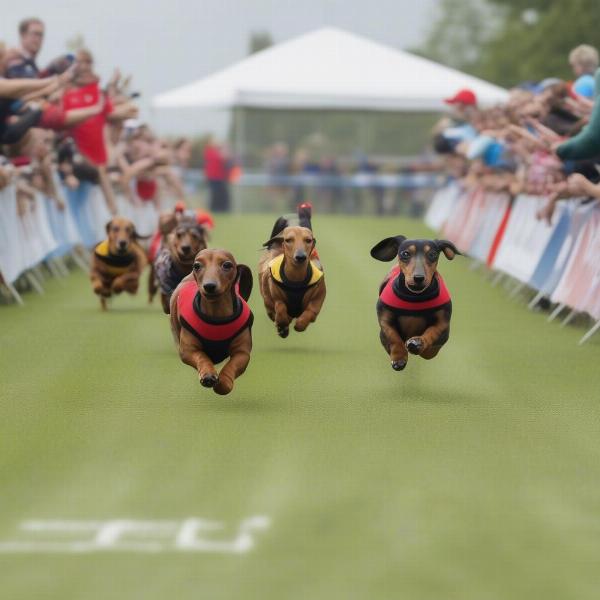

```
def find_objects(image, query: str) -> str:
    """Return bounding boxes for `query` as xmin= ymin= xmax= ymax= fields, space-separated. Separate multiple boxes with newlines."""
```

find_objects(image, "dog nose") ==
xmin=413 ymin=274 xmax=425 ymax=285
xmin=294 ymin=252 xmax=307 ymax=262
xmin=181 ymin=245 xmax=191 ymax=255
xmin=203 ymin=282 xmax=217 ymax=294
xmin=118 ymin=240 xmax=127 ymax=250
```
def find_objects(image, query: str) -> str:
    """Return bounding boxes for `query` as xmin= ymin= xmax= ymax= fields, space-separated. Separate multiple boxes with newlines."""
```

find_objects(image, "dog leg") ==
xmin=112 ymin=273 xmax=139 ymax=295
xmin=294 ymin=294 xmax=325 ymax=332
xmin=214 ymin=331 xmax=252 ymax=395
xmin=406 ymin=316 xmax=450 ymax=357
xmin=379 ymin=313 xmax=408 ymax=371
xmin=178 ymin=331 xmax=219 ymax=388
xmin=274 ymin=300 xmax=292 ymax=338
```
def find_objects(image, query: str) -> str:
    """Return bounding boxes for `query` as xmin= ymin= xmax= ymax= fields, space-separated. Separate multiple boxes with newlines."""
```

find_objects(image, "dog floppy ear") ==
xmin=262 ymin=235 xmax=284 ymax=249
xmin=370 ymin=235 xmax=406 ymax=261
xmin=435 ymin=239 xmax=461 ymax=260
xmin=105 ymin=219 xmax=114 ymax=234
xmin=236 ymin=264 xmax=253 ymax=301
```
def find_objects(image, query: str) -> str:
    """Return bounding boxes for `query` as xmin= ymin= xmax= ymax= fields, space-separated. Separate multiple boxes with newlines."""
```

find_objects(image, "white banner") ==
xmin=492 ymin=195 xmax=558 ymax=282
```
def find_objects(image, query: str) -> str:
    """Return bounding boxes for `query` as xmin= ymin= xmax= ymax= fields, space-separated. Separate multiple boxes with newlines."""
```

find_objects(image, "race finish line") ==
xmin=0 ymin=517 xmax=271 ymax=554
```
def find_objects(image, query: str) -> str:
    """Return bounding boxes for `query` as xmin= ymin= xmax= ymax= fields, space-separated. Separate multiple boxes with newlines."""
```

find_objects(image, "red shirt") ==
xmin=62 ymin=81 xmax=113 ymax=166
xmin=203 ymin=144 xmax=228 ymax=181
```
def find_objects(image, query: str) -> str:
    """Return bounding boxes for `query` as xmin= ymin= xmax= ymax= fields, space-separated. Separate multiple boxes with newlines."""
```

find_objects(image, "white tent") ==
xmin=152 ymin=27 xmax=508 ymax=112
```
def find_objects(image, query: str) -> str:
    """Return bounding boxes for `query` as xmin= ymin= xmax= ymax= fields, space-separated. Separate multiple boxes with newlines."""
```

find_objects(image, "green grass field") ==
xmin=1 ymin=214 xmax=600 ymax=600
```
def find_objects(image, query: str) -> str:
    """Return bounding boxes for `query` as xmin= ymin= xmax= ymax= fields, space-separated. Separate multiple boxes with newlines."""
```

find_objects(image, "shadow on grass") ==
xmin=195 ymin=395 xmax=284 ymax=414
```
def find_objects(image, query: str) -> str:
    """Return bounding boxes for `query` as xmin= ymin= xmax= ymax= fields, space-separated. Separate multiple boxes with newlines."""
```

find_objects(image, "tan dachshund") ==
xmin=90 ymin=217 xmax=147 ymax=310
xmin=258 ymin=205 xmax=326 ymax=338
xmin=170 ymin=249 xmax=253 ymax=395
xmin=152 ymin=221 xmax=208 ymax=314
xmin=370 ymin=236 xmax=460 ymax=371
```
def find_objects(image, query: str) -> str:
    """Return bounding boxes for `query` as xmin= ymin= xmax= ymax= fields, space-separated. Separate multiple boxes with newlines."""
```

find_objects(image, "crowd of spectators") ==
xmin=0 ymin=17 xmax=194 ymax=250
xmin=433 ymin=43 xmax=600 ymax=224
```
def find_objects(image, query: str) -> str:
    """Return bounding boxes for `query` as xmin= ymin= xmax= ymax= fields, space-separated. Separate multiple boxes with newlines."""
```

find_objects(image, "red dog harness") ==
xmin=379 ymin=266 xmax=451 ymax=312
xmin=177 ymin=280 xmax=253 ymax=364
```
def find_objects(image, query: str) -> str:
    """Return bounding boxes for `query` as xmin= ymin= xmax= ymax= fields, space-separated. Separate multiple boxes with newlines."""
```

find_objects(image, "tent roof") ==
xmin=152 ymin=27 xmax=508 ymax=112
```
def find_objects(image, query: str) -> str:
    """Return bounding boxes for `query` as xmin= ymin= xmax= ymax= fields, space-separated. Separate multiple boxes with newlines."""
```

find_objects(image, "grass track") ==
xmin=1 ymin=214 xmax=600 ymax=600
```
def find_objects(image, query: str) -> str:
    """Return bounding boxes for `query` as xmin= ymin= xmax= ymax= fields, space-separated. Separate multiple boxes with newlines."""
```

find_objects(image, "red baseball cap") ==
xmin=444 ymin=89 xmax=477 ymax=106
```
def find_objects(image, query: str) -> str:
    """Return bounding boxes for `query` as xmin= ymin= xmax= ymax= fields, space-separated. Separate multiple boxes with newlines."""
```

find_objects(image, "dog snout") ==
xmin=203 ymin=282 xmax=217 ymax=294
xmin=181 ymin=244 xmax=191 ymax=255
xmin=294 ymin=251 xmax=307 ymax=263
xmin=118 ymin=240 xmax=128 ymax=251
xmin=413 ymin=274 xmax=426 ymax=285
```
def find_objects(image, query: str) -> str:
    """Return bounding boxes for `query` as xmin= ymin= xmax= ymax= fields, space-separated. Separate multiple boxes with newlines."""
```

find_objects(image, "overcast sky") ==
xmin=0 ymin=0 xmax=438 ymax=134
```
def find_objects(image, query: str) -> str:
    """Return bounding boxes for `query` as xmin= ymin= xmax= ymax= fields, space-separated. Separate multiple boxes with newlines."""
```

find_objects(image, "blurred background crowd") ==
xmin=432 ymin=43 xmax=600 ymax=224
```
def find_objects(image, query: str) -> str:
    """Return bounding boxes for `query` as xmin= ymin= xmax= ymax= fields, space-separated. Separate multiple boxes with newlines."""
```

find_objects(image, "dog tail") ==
xmin=268 ymin=216 xmax=289 ymax=243
xmin=265 ymin=202 xmax=313 ymax=249
xmin=297 ymin=202 xmax=312 ymax=231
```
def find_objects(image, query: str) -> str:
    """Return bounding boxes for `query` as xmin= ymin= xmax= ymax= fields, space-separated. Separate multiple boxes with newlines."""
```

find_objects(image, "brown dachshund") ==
xmin=170 ymin=249 xmax=253 ymax=395
xmin=152 ymin=221 xmax=208 ymax=314
xmin=370 ymin=236 xmax=460 ymax=371
xmin=90 ymin=217 xmax=147 ymax=310
xmin=258 ymin=205 xmax=326 ymax=338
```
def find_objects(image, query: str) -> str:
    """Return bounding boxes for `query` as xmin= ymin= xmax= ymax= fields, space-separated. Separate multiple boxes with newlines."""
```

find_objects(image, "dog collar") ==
xmin=379 ymin=266 xmax=451 ymax=311
xmin=269 ymin=254 xmax=323 ymax=289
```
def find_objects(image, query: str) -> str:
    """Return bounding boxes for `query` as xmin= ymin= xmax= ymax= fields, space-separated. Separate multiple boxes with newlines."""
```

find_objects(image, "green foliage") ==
xmin=414 ymin=0 xmax=504 ymax=71
xmin=480 ymin=0 xmax=600 ymax=86
xmin=415 ymin=0 xmax=600 ymax=87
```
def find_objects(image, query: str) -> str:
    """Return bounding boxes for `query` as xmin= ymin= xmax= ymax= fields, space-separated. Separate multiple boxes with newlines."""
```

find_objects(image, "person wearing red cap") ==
xmin=444 ymin=88 xmax=478 ymax=122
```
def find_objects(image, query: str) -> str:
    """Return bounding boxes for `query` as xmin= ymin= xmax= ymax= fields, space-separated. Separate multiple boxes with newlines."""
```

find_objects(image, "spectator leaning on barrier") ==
xmin=569 ymin=44 xmax=598 ymax=100
xmin=5 ymin=17 xmax=45 ymax=79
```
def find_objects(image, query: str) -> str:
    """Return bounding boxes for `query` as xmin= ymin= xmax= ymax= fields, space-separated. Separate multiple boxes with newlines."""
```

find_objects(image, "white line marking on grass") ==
xmin=0 ymin=516 xmax=271 ymax=554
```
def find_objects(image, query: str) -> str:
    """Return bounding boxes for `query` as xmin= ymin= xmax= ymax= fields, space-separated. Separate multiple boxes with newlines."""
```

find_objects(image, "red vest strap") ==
xmin=177 ymin=280 xmax=251 ymax=341
xmin=380 ymin=269 xmax=451 ymax=311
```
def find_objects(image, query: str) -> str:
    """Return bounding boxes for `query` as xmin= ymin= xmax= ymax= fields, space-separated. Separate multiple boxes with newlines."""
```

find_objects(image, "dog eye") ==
xmin=284 ymin=238 xmax=293 ymax=244
xmin=192 ymin=262 xmax=202 ymax=271
xmin=222 ymin=261 xmax=233 ymax=270
xmin=427 ymin=251 xmax=439 ymax=261
xmin=305 ymin=238 xmax=313 ymax=244
xmin=400 ymin=251 xmax=412 ymax=261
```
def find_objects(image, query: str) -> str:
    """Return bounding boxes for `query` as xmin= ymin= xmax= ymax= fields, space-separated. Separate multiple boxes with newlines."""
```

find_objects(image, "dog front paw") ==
xmin=199 ymin=373 xmax=218 ymax=388
xmin=391 ymin=359 xmax=407 ymax=371
xmin=406 ymin=337 xmax=424 ymax=355
xmin=277 ymin=325 xmax=289 ymax=338
xmin=214 ymin=377 xmax=233 ymax=395
xmin=293 ymin=320 xmax=308 ymax=332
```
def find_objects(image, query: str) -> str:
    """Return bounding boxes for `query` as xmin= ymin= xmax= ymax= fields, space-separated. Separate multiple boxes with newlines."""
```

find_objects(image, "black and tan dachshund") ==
xmin=370 ymin=236 xmax=460 ymax=371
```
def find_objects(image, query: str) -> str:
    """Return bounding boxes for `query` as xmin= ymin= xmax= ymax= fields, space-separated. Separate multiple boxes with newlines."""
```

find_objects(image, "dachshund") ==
xmin=90 ymin=217 xmax=147 ymax=310
xmin=170 ymin=248 xmax=253 ymax=395
xmin=152 ymin=220 xmax=208 ymax=314
xmin=258 ymin=204 xmax=326 ymax=338
xmin=370 ymin=236 xmax=460 ymax=371
xmin=147 ymin=211 xmax=179 ymax=305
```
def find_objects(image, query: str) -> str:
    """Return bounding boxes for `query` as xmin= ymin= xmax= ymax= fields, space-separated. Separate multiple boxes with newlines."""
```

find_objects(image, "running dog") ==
xmin=170 ymin=249 xmax=253 ymax=395
xmin=370 ymin=236 xmax=460 ymax=370
xmin=258 ymin=204 xmax=326 ymax=338
xmin=90 ymin=217 xmax=147 ymax=310
xmin=152 ymin=221 xmax=208 ymax=313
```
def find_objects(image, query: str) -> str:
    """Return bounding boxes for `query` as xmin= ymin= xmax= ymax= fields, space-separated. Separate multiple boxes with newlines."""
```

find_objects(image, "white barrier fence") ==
xmin=0 ymin=181 xmax=165 ymax=305
xmin=425 ymin=181 xmax=600 ymax=345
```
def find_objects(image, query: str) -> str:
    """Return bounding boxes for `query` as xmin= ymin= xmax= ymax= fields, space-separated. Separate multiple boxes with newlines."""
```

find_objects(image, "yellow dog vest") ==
xmin=94 ymin=240 xmax=136 ymax=276
xmin=268 ymin=254 xmax=323 ymax=318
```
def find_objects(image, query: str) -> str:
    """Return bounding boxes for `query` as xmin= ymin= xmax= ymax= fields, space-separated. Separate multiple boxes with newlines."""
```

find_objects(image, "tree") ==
xmin=413 ymin=0 xmax=504 ymax=73
xmin=480 ymin=0 xmax=600 ymax=86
